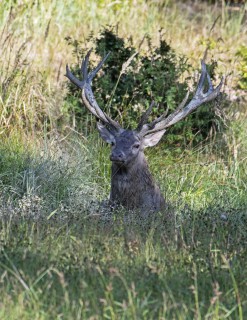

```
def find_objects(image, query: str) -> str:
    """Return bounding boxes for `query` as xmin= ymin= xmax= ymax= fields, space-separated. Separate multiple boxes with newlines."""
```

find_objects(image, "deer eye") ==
xmin=133 ymin=144 xmax=140 ymax=150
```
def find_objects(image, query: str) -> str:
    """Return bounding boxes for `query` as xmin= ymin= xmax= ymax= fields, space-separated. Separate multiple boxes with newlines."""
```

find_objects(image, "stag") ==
xmin=65 ymin=49 xmax=223 ymax=215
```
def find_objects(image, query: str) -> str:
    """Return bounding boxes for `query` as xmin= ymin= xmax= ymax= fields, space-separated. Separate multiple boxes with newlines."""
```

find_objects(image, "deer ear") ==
xmin=142 ymin=129 xmax=166 ymax=148
xmin=97 ymin=122 xmax=115 ymax=144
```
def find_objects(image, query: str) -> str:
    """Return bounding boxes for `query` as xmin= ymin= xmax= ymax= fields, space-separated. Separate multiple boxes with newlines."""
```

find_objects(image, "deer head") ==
xmin=65 ymin=49 xmax=223 ymax=156
xmin=65 ymin=49 xmax=223 ymax=212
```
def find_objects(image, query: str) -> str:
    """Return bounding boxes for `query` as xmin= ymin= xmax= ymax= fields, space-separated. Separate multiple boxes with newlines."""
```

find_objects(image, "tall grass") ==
xmin=0 ymin=126 xmax=246 ymax=318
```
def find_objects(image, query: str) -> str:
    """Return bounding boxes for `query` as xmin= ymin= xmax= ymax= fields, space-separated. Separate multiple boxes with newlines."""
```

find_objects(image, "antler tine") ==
xmin=66 ymin=50 xmax=122 ymax=132
xmin=81 ymin=48 xmax=93 ymax=80
xmin=136 ymin=101 xmax=155 ymax=131
xmin=65 ymin=64 xmax=84 ymax=89
xmin=139 ymin=61 xmax=223 ymax=136
xmin=88 ymin=52 xmax=111 ymax=82
xmin=206 ymin=70 xmax=214 ymax=93
xmin=195 ymin=60 xmax=207 ymax=97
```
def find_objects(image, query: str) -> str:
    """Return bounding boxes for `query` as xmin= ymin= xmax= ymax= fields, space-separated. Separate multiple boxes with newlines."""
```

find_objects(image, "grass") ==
xmin=0 ymin=199 xmax=246 ymax=319
xmin=0 ymin=0 xmax=247 ymax=319
xmin=0 ymin=131 xmax=246 ymax=319
xmin=0 ymin=205 xmax=246 ymax=319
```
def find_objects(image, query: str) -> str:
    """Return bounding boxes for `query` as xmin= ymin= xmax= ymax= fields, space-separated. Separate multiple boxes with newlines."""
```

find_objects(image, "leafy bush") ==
xmin=65 ymin=27 xmax=223 ymax=147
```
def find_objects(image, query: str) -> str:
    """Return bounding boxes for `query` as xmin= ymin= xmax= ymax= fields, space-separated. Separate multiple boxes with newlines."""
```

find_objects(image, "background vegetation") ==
xmin=0 ymin=0 xmax=246 ymax=319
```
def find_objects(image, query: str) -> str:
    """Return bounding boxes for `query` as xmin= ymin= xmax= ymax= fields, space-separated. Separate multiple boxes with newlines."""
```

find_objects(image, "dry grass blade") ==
xmin=121 ymin=52 xmax=138 ymax=75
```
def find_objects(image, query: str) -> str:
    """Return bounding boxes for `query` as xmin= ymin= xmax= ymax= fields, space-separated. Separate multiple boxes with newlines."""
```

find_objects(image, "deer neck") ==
xmin=110 ymin=152 xmax=158 ymax=208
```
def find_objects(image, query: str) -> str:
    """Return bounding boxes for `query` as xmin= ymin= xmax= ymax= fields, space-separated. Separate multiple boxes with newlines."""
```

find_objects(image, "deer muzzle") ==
xmin=110 ymin=151 xmax=125 ymax=163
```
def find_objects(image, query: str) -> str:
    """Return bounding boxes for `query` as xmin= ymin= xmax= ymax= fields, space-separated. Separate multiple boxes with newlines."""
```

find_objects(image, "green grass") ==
xmin=0 ymin=0 xmax=247 ymax=319
xmin=0 ymin=132 xmax=246 ymax=319
xmin=0 ymin=204 xmax=246 ymax=319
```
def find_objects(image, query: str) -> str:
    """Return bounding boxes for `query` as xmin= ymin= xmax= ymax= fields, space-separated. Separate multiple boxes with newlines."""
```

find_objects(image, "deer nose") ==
xmin=110 ymin=151 xmax=125 ymax=162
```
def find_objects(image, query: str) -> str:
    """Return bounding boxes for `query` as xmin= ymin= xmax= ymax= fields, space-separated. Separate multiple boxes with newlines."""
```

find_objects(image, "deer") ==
xmin=65 ymin=49 xmax=223 ymax=216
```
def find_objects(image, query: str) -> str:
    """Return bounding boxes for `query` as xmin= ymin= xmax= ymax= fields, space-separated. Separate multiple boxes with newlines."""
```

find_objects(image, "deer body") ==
xmin=66 ymin=49 xmax=223 ymax=215
xmin=97 ymin=127 xmax=166 ymax=212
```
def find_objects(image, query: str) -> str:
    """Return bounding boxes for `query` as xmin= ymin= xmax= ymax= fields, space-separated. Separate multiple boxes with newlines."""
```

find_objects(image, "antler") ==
xmin=138 ymin=61 xmax=224 ymax=136
xmin=65 ymin=49 xmax=122 ymax=132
